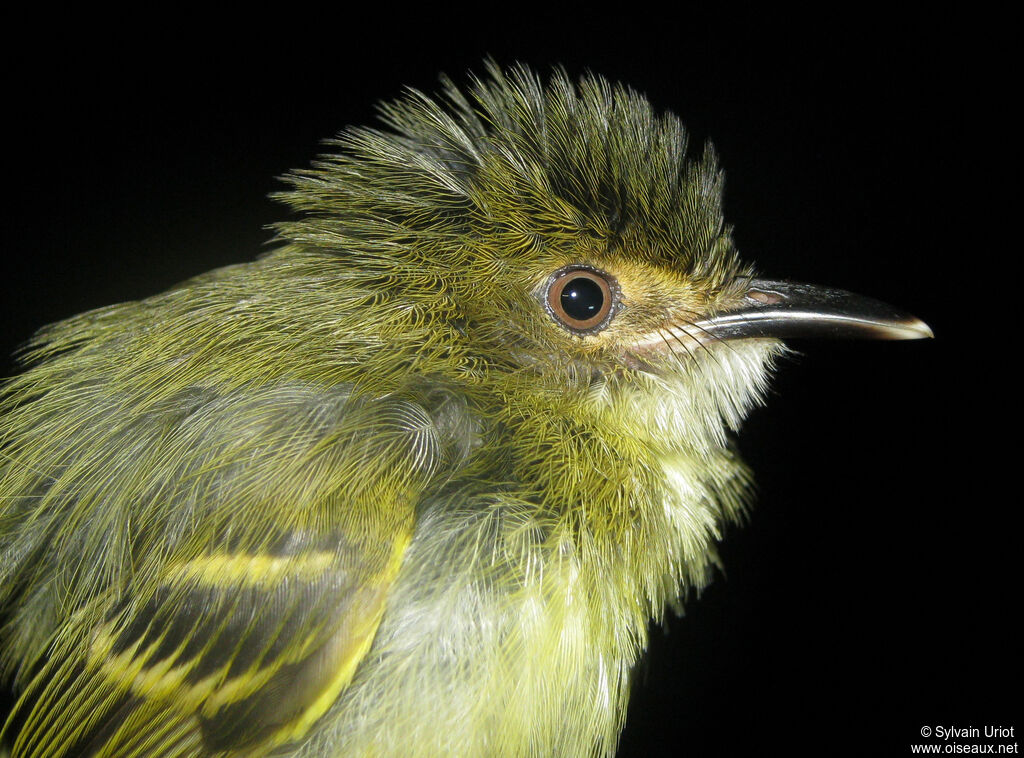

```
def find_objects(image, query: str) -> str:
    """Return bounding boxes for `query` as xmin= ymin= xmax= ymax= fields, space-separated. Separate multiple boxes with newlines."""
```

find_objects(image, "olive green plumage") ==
xmin=0 ymin=62 xmax=784 ymax=757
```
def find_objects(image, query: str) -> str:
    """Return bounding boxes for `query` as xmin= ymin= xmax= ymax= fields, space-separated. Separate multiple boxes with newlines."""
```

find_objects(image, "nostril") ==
xmin=747 ymin=289 xmax=784 ymax=305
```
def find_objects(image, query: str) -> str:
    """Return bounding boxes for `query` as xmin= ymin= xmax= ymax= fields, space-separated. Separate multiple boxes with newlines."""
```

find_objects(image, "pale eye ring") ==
xmin=545 ymin=266 xmax=619 ymax=334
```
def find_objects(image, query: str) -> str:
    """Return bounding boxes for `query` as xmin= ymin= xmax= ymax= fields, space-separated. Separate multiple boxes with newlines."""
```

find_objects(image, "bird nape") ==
xmin=0 ymin=62 xmax=930 ymax=758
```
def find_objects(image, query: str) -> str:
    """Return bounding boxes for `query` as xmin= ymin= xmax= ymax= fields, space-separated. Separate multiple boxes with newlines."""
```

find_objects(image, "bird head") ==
xmin=273 ymin=62 xmax=929 ymax=458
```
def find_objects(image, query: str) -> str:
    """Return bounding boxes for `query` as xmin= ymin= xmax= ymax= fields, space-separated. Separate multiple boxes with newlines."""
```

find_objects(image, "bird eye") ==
xmin=545 ymin=267 xmax=618 ymax=334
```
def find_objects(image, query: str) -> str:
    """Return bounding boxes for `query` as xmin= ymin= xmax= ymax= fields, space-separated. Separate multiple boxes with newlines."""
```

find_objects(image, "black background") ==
xmin=2 ymin=11 xmax=1014 ymax=758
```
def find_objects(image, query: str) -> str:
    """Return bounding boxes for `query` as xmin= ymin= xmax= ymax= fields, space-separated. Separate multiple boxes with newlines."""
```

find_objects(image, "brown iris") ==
xmin=545 ymin=267 xmax=616 ymax=333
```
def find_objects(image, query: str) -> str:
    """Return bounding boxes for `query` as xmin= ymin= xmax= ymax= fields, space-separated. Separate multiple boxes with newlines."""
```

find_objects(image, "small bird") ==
xmin=0 ymin=63 xmax=930 ymax=758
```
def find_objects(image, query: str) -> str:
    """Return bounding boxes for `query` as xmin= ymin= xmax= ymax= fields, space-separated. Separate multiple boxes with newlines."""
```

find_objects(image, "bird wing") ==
xmin=3 ymin=383 xmax=467 ymax=757
xmin=9 ymin=506 xmax=412 ymax=758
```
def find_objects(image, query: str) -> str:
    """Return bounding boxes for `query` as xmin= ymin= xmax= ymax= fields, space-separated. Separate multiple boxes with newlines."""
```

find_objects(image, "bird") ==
xmin=0 ymin=62 xmax=931 ymax=758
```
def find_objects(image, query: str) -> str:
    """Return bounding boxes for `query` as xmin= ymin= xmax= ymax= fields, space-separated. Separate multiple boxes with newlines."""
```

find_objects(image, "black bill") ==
xmin=693 ymin=279 xmax=933 ymax=342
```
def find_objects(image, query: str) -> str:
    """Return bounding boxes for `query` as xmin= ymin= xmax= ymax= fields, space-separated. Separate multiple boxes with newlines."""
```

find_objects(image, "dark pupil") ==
xmin=560 ymin=277 xmax=604 ymax=321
